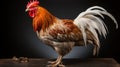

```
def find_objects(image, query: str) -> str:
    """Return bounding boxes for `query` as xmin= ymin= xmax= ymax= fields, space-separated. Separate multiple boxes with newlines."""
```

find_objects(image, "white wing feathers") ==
xmin=73 ymin=6 xmax=118 ymax=47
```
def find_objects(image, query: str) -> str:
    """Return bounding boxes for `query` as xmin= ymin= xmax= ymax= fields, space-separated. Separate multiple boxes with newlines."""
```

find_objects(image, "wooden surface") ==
xmin=0 ymin=58 xmax=119 ymax=67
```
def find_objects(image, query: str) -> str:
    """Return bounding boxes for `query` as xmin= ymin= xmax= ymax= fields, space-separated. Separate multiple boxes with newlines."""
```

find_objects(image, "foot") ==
xmin=58 ymin=64 xmax=65 ymax=67
xmin=58 ymin=62 xmax=65 ymax=67
xmin=47 ymin=64 xmax=65 ymax=67
xmin=47 ymin=62 xmax=65 ymax=67
xmin=47 ymin=55 xmax=63 ymax=67
xmin=48 ymin=61 xmax=57 ymax=64
xmin=47 ymin=64 xmax=57 ymax=67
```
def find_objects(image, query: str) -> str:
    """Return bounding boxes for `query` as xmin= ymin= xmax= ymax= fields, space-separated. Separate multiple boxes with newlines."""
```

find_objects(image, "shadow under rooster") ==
xmin=25 ymin=0 xmax=118 ymax=67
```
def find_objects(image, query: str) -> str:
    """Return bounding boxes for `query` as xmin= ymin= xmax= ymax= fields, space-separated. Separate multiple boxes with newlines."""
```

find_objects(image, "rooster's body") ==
xmin=26 ymin=0 xmax=118 ymax=67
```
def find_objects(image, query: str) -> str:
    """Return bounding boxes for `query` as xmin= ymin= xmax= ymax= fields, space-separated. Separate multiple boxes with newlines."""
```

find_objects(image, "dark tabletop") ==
xmin=0 ymin=58 xmax=119 ymax=67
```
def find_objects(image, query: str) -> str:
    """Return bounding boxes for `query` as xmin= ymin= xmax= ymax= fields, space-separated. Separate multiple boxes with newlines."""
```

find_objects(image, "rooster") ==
xmin=25 ymin=0 xmax=118 ymax=67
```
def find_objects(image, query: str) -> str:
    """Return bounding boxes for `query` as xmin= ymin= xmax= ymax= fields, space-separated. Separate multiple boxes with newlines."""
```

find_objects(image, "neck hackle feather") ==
xmin=33 ymin=6 xmax=56 ymax=31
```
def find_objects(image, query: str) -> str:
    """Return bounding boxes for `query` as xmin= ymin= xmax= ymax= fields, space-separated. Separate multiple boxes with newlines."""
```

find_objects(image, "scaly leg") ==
xmin=58 ymin=62 xmax=65 ymax=67
xmin=48 ymin=56 xmax=61 ymax=64
xmin=47 ymin=55 xmax=65 ymax=67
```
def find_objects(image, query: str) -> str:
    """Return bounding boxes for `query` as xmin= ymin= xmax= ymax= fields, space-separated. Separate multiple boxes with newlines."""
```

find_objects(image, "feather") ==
xmin=73 ymin=6 xmax=118 ymax=54
xmin=33 ymin=6 xmax=56 ymax=31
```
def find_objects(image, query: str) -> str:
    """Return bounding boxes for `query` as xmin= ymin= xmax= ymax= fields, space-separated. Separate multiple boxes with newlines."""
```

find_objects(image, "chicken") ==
xmin=25 ymin=0 xmax=118 ymax=67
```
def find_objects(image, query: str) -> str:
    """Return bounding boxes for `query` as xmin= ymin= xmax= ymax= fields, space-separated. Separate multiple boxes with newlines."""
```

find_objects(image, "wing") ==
xmin=47 ymin=19 xmax=83 ymax=42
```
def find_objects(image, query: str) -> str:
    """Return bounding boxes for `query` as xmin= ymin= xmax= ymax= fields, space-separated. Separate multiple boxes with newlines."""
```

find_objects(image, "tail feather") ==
xmin=86 ymin=6 xmax=107 ymax=12
xmin=73 ymin=6 xmax=118 ymax=55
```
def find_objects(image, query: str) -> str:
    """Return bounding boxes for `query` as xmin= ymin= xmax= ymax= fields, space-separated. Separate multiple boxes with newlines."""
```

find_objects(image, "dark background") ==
xmin=4 ymin=0 xmax=120 ymax=63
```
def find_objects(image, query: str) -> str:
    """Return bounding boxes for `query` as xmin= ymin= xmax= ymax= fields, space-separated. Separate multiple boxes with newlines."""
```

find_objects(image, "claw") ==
xmin=48 ymin=61 xmax=56 ymax=64
xmin=47 ymin=55 xmax=64 ymax=67
xmin=58 ymin=62 xmax=65 ymax=67
xmin=58 ymin=64 xmax=65 ymax=67
xmin=47 ymin=64 xmax=57 ymax=67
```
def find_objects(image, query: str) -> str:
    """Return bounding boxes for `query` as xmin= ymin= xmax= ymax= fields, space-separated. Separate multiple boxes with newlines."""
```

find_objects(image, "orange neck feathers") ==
xmin=33 ymin=6 xmax=56 ymax=31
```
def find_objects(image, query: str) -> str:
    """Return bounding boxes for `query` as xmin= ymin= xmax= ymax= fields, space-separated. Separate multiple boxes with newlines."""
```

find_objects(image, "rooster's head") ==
xmin=25 ymin=0 xmax=39 ymax=18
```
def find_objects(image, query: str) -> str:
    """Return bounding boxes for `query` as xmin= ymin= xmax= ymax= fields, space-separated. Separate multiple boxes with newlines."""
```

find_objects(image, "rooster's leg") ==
xmin=48 ymin=55 xmax=64 ymax=67
xmin=48 ymin=56 xmax=61 ymax=64
xmin=58 ymin=62 xmax=65 ymax=67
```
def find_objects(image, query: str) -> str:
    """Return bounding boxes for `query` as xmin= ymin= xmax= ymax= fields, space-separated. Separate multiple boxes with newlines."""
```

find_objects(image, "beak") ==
xmin=25 ymin=8 xmax=29 ymax=12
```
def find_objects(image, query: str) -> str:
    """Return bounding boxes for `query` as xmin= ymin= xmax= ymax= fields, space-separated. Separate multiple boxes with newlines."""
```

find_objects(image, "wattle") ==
xmin=29 ymin=10 xmax=35 ymax=18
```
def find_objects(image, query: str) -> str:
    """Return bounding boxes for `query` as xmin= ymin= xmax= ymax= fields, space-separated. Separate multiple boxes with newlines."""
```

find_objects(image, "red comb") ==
xmin=26 ymin=0 xmax=39 ymax=8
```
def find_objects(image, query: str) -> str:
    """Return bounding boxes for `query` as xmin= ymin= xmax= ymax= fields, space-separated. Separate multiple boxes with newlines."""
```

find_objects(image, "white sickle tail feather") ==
xmin=73 ymin=6 xmax=118 ymax=55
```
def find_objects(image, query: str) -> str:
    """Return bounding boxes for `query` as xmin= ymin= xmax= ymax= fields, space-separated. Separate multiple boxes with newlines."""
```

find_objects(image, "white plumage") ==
xmin=74 ymin=6 xmax=118 ymax=48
